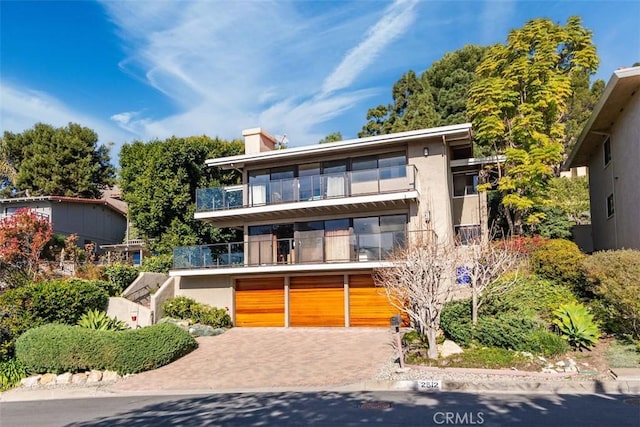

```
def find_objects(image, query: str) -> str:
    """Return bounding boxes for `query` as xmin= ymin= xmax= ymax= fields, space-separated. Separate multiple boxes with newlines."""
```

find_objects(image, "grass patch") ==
xmin=605 ymin=340 xmax=640 ymax=368
xmin=406 ymin=346 xmax=540 ymax=370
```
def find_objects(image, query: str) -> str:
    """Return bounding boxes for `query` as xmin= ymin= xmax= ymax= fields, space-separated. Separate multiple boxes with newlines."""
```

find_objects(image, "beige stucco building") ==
xmin=565 ymin=66 xmax=640 ymax=251
xmin=170 ymin=124 xmax=492 ymax=327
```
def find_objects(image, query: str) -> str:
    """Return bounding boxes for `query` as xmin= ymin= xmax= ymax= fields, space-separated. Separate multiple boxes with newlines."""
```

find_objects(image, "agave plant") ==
xmin=553 ymin=302 xmax=599 ymax=350
xmin=78 ymin=309 xmax=129 ymax=331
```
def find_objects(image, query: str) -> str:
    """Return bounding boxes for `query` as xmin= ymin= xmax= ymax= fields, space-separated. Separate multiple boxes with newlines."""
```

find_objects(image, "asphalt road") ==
xmin=1 ymin=391 xmax=639 ymax=427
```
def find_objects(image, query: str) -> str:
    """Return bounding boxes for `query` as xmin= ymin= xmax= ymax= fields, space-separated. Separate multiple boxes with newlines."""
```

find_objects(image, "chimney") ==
xmin=242 ymin=128 xmax=277 ymax=155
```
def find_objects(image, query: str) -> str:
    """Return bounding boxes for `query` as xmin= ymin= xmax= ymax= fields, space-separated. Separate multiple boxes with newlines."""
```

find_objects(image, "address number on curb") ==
xmin=417 ymin=380 xmax=442 ymax=391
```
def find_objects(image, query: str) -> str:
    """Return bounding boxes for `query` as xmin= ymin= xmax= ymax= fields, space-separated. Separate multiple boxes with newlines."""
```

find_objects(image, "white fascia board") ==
xmin=194 ymin=190 xmax=419 ymax=221
xmin=450 ymin=155 xmax=506 ymax=168
xmin=205 ymin=123 xmax=473 ymax=169
xmin=169 ymin=261 xmax=395 ymax=277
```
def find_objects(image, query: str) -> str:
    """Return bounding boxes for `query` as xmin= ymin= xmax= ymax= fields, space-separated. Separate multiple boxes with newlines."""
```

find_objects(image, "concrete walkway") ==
xmin=108 ymin=328 xmax=395 ymax=392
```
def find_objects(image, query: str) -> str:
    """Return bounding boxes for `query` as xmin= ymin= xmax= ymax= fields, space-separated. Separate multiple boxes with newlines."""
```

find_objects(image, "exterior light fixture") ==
xmin=423 ymin=147 xmax=429 ymax=156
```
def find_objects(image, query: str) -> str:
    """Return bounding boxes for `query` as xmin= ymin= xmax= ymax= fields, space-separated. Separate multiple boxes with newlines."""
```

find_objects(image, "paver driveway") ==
xmin=109 ymin=328 xmax=394 ymax=392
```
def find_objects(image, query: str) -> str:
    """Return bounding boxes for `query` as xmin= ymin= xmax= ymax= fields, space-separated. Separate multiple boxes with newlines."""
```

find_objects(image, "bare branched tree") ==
xmin=459 ymin=239 xmax=522 ymax=326
xmin=374 ymin=236 xmax=460 ymax=359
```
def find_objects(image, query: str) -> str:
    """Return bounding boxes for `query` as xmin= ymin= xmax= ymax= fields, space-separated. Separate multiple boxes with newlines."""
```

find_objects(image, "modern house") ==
xmin=0 ymin=195 xmax=127 ymax=251
xmin=564 ymin=66 xmax=640 ymax=251
xmin=170 ymin=124 xmax=492 ymax=327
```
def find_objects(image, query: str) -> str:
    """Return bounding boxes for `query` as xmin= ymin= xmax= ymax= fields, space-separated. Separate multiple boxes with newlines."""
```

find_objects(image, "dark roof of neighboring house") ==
xmin=0 ymin=195 xmax=127 ymax=216
xmin=564 ymin=66 xmax=640 ymax=169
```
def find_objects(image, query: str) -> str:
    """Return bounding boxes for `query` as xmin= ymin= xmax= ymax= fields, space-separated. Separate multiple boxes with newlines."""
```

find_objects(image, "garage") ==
xmin=289 ymin=275 xmax=345 ymax=327
xmin=349 ymin=274 xmax=399 ymax=327
xmin=235 ymin=277 xmax=285 ymax=327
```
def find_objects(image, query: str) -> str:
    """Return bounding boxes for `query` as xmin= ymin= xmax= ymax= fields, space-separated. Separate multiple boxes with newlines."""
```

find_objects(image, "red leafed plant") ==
xmin=0 ymin=209 xmax=53 ymax=287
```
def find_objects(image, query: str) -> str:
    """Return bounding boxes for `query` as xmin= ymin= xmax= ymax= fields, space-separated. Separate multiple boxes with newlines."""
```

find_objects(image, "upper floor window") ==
xmin=453 ymin=173 xmax=478 ymax=197
xmin=607 ymin=193 xmax=615 ymax=218
xmin=604 ymin=137 xmax=611 ymax=166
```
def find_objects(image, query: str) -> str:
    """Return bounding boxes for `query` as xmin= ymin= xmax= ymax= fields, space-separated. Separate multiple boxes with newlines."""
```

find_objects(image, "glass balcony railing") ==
xmin=172 ymin=231 xmax=414 ymax=270
xmin=195 ymin=165 xmax=418 ymax=212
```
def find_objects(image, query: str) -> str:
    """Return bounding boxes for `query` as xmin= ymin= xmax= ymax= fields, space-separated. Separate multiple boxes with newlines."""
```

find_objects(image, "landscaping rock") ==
xmin=39 ymin=373 xmax=57 ymax=386
xmin=56 ymin=373 xmax=72 ymax=384
xmin=20 ymin=375 xmax=41 ymax=388
xmin=188 ymin=323 xmax=216 ymax=337
xmin=159 ymin=317 xmax=190 ymax=329
xmin=87 ymin=370 xmax=103 ymax=383
xmin=102 ymin=370 xmax=120 ymax=382
xmin=72 ymin=373 xmax=87 ymax=384
xmin=439 ymin=340 xmax=464 ymax=358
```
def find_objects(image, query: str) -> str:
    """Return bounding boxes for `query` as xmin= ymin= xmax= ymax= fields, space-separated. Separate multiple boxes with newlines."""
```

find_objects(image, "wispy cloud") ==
xmin=100 ymin=0 xmax=418 ymax=145
xmin=0 ymin=82 xmax=135 ymax=154
xmin=321 ymin=0 xmax=418 ymax=96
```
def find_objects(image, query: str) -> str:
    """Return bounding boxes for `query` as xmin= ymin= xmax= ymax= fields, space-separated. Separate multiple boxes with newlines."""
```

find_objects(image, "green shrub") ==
xmin=553 ymin=302 xmax=599 ymax=350
xmin=0 ymin=280 xmax=108 ymax=359
xmin=482 ymin=274 xmax=578 ymax=321
xmin=78 ymin=310 xmax=129 ymax=331
xmin=66 ymin=277 xmax=119 ymax=297
xmin=440 ymin=300 xmax=474 ymax=346
xmin=440 ymin=300 xmax=550 ymax=352
xmin=581 ymin=250 xmax=640 ymax=339
xmin=141 ymin=254 xmax=173 ymax=273
xmin=530 ymin=239 xmax=585 ymax=291
xmin=527 ymin=329 xmax=569 ymax=357
xmin=15 ymin=323 xmax=197 ymax=375
xmin=476 ymin=315 xmax=542 ymax=351
xmin=0 ymin=359 xmax=26 ymax=391
xmin=162 ymin=296 xmax=232 ymax=329
xmin=103 ymin=264 xmax=140 ymax=295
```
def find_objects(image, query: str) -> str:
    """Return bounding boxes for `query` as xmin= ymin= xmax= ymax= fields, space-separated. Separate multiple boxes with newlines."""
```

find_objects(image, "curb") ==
xmin=2 ymin=379 xmax=639 ymax=402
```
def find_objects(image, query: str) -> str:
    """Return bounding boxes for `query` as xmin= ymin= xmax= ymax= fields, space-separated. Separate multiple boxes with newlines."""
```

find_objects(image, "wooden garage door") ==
xmin=290 ymin=276 xmax=345 ymax=327
xmin=349 ymin=274 xmax=399 ymax=327
xmin=235 ymin=277 xmax=284 ymax=327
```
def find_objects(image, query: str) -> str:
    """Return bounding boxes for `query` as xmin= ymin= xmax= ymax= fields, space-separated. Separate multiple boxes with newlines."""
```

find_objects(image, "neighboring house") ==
xmin=0 ymin=195 xmax=127 ymax=251
xmin=564 ymin=66 xmax=640 ymax=251
xmin=169 ymin=124 xmax=493 ymax=327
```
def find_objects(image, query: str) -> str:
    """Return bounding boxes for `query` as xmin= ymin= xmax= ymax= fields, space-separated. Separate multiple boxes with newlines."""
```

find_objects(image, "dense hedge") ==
xmin=582 ymin=250 xmax=640 ymax=339
xmin=530 ymin=239 xmax=585 ymax=291
xmin=15 ymin=323 xmax=197 ymax=375
xmin=440 ymin=299 xmax=568 ymax=356
xmin=0 ymin=280 xmax=108 ymax=359
xmin=481 ymin=275 xmax=578 ymax=322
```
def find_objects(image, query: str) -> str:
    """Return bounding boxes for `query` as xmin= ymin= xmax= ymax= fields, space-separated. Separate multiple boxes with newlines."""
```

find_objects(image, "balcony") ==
xmin=172 ymin=231 xmax=410 ymax=270
xmin=197 ymin=165 xmax=417 ymax=211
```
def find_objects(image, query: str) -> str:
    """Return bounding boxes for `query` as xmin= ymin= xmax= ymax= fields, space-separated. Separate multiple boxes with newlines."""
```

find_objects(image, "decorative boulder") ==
xmin=439 ymin=340 xmax=464 ymax=358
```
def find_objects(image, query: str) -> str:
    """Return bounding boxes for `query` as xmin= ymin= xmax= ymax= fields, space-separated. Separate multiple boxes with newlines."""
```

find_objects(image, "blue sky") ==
xmin=1 ymin=0 xmax=639 ymax=161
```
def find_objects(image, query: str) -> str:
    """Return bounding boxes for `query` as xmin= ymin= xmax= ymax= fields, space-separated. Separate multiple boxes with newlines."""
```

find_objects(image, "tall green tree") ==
xmin=467 ymin=17 xmax=599 ymax=235
xmin=359 ymin=45 xmax=488 ymax=137
xmin=1 ymin=123 xmax=115 ymax=198
xmin=119 ymin=136 xmax=243 ymax=254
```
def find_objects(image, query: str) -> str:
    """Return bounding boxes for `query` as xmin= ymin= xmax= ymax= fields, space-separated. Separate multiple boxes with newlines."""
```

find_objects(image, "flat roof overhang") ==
xmin=169 ymin=261 xmax=394 ymax=277
xmin=206 ymin=123 xmax=473 ymax=170
xmin=194 ymin=190 xmax=419 ymax=227
xmin=565 ymin=66 xmax=640 ymax=169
